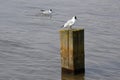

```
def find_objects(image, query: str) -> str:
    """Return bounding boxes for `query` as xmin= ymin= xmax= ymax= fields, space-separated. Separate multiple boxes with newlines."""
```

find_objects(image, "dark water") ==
xmin=0 ymin=0 xmax=120 ymax=80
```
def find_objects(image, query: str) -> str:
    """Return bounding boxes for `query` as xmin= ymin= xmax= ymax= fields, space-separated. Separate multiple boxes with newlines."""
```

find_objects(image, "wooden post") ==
xmin=59 ymin=28 xmax=85 ymax=74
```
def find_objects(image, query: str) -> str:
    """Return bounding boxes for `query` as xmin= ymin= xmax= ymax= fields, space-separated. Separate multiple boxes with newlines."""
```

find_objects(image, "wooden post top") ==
xmin=59 ymin=28 xmax=84 ymax=32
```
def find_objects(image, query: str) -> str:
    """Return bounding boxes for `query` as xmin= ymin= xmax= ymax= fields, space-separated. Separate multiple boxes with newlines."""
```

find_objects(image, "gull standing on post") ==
xmin=62 ymin=16 xmax=77 ymax=29
xmin=41 ymin=9 xmax=52 ymax=15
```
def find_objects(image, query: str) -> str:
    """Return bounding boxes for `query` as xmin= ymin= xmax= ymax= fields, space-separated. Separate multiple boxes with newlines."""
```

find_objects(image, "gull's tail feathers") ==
xmin=41 ymin=10 xmax=45 ymax=11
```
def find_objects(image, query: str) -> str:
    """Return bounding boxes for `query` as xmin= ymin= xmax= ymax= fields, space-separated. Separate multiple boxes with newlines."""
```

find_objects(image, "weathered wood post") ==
xmin=59 ymin=28 xmax=85 ymax=74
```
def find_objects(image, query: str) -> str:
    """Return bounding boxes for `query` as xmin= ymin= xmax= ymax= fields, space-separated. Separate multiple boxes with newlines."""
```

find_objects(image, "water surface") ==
xmin=0 ymin=0 xmax=120 ymax=80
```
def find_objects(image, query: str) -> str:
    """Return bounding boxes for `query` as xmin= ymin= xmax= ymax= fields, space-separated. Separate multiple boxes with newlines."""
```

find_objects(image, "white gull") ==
xmin=41 ymin=9 xmax=52 ymax=15
xmin=62 ymin=16 xmax=77 ymax=29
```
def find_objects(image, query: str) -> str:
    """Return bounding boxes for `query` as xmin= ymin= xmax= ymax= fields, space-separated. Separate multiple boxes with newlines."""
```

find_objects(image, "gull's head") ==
xmin=74 ymin=16 xmax=77 ymax=20
xmin=73 ymin=16 xmax=77 ymax=20
xmin=50 ymin=9 xmax=52 ymax=11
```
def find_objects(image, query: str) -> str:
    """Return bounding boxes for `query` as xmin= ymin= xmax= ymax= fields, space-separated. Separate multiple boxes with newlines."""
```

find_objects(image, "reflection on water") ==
xmin=62 ymin=72 xmax=84 ymax=80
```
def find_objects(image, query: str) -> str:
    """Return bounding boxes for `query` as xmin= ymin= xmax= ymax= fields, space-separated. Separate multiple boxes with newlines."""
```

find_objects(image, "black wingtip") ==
xmin=41 ymin=10 xmax=45 ymax=11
